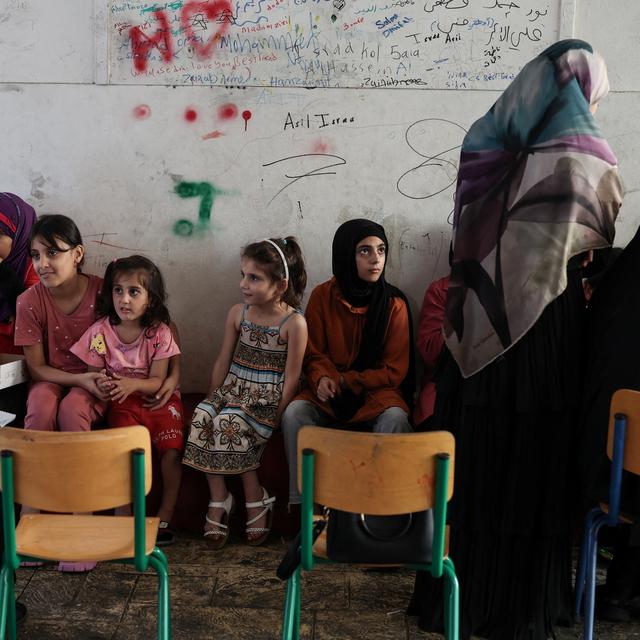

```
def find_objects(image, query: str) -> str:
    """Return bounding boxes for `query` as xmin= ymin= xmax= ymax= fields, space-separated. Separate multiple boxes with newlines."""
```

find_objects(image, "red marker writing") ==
xmin=242 ymin=110 xmax=252 ymax=131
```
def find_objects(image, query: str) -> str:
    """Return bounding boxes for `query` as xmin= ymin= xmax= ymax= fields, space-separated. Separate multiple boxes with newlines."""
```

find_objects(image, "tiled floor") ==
xmin=13 ymin=533 xmax=640 ymax=639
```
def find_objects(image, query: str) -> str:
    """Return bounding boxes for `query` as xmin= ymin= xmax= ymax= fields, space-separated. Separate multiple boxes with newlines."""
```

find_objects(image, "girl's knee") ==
xmin=158 ymin=447 xmax=181 ymax=462
xmin=57 ymin=388 xmax=100 ymax=431
xmin=25 ymin=382 xmax=63 ymax=430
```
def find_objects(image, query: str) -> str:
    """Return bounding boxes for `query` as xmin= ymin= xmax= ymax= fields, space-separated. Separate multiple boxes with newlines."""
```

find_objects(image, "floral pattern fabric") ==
xmin=446 ymin=39 xmax=623 ymax=378
xmin=182 ymin=307 xmax=295 ymax=474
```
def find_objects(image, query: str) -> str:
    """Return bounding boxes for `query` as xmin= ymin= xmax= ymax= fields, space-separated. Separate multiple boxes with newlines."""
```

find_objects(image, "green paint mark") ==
xmin=173 ymin=181 xmax=225 ymax=237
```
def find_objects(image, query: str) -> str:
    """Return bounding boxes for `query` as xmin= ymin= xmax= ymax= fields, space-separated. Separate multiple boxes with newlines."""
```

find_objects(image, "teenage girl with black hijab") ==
xmin=281 ymin=218 xmax=415 ymax=506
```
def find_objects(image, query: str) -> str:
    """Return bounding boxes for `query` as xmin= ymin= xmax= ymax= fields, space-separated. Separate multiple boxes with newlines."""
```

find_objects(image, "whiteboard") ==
xmin=0 ymin=1 xmax=95 ymax=84
xmin=108 ymin=0 xmax=561 ymax=89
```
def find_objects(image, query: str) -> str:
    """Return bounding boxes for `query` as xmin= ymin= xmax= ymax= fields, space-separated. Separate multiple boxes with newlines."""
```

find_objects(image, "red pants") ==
xmin=25 ymin=382 xmax=107 ymax=432
xmin=108 ymin=393 xmax=185 ymax=455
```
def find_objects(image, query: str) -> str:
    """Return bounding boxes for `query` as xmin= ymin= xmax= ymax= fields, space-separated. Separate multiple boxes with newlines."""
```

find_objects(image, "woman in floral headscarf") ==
xmin=409 ymin=40 xmax=622 ymax=640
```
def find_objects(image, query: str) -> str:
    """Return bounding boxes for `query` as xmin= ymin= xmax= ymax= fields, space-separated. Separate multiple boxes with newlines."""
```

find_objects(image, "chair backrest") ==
xmin=608 ymin=389 xmax=640 ymax=476
xmin=297 ymin=427 xmax=455 ymax=515
xmin=0 ymin=426 xmax=152 ymax=513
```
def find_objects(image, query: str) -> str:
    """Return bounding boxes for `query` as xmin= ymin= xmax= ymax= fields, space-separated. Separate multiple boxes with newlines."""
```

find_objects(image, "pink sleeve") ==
xmin=14 ymin=287 xmax=44 ymax=346
xmin=69 ymin=322 xmax=108 ymax=368
xmin=149 ymin=324 xmax=181 ymax=361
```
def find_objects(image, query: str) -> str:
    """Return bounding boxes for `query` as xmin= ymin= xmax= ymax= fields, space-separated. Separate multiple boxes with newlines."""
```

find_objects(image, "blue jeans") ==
xmin=281 ymin=399 xmax=412 ymax=505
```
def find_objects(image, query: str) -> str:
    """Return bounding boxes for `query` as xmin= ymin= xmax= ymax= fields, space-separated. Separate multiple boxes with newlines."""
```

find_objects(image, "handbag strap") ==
xmin=276 ymin=516 xmax=328 ymax=581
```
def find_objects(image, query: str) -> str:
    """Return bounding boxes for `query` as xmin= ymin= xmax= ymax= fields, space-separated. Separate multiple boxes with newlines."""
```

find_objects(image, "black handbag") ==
xmin=326 ymin=508 xmax=434 ymax=564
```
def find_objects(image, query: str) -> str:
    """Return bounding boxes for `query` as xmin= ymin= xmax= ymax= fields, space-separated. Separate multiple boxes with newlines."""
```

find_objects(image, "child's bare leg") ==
xmin=242 ymin=470 xmax=269 ymax=542
xmin=157 ymin=449 xmax=182 ymax=524
xmin=205 ymin=473 xmax=229 ymax=535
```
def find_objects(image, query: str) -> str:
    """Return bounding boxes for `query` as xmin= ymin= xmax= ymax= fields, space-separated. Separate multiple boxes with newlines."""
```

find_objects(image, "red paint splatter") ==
xmin=312 ymin=139 xmax=330 ymax=154
xmin=242 ymin=110 xmax=252 ymax=131
xmin=218 ymin=103 xmax=237 ymax=120
xmin=202 ymin=130 xmax=225 ymax=140
xmin=180 ymin=0 xmax=233 ymax=60
xmin=185 ymin=108 xmax=198 ymax=122
xmin=133 ymin=104 xmax=151 ymax=119
xmin=129 ymin=10 xmax=173 ymax=73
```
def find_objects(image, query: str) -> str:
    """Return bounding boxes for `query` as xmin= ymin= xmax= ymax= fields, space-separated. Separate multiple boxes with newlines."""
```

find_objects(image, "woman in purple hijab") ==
xmin=0 ymin=193 xmax=38 ymax=354
xmin=409 ymin=40 xmax=622 ymax=640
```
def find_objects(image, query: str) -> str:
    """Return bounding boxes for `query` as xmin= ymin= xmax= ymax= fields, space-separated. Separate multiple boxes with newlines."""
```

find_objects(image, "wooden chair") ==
xmin=574 ymin=389 xmax=640 ymax=640
xmin=280 ymin=427 xmax=458 ymax=640
xmin=0 ymin=426 xmax=171 ymax=640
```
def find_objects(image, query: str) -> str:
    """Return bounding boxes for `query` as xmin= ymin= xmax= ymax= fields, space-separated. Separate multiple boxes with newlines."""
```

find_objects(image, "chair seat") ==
xmin=16 ymin=515 xmax=159 ymax=562
xmin=599 ymin=503 xmax=635 ymax=524
xmin=311 ymin=515 xmax=450 ymax=566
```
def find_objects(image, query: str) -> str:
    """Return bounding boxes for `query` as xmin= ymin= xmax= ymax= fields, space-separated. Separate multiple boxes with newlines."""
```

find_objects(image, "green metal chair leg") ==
xmin=281 ymin=576 xmax=295 ymax=640
xmin=442 ymin=566 xmax=451 ymax=639
xmin=0 ymin=567 xmax=10 ymax=640
xmin=5 ymin=567 xmax=16 ymax=640
xmin=151 ymin=546 xmax=169 ymax=571
xmin=293 ymin=567 xmax=301 ymax=640
xmin=149 ymin=553 xmax=171 ymax=640
xmin=443 ymin=558 xmax=459 ymax=640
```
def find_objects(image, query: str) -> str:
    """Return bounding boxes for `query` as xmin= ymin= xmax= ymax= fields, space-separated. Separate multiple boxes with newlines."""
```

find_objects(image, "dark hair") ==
xmin=242 ymin=237 xmax=307 ymax=308
xmin=95 ymin=255 xmax=171 ymax=329
xmin=30 ymin=214 xmax=85 ymax=271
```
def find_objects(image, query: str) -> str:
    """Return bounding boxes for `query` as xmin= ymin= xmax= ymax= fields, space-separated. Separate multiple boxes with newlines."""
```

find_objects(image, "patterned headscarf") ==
xmin=445 ymin=39 xmax=623 ymax=378
xmin=0 ymin=193 xmax=37 ymax=322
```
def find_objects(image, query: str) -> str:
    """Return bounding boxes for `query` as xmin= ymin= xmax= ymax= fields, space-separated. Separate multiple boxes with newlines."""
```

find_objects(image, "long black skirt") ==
xmin=410 ymin=269 xmax=585 ymax=640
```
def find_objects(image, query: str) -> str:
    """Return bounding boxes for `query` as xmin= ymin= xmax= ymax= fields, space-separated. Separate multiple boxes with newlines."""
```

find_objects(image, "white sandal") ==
xmin=245 ymin=487 xmax=276 ymax=546
xmin=204 ymin=493 xmax=235 ymax=550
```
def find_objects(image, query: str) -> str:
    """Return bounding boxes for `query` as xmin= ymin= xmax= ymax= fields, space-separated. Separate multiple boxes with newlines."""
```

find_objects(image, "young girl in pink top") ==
xmin=71 ymin=255 xmax=184 ymax=545
xmin=14 ymin=214 xmax=108 ymax=572
xmin=15 ymin=215 xmax=108 ymax=433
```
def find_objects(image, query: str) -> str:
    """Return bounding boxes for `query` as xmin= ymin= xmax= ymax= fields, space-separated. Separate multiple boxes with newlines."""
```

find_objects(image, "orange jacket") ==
xmin=295 ymin=278 xmax=410 ymax=423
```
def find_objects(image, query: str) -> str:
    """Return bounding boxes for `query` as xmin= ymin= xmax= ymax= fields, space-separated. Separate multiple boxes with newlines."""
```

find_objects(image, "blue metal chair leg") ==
xmin=584 ymin=519 xmax=608 ymax=640
xmin=149 ymin=553 xmax=171 ymax=640
xmin=575 ymin=507 xmax=602 ymax=616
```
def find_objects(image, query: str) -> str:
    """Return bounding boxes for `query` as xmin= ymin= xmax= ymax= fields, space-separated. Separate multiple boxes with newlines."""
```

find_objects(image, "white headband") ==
xmin=263 ymin=238 xmax=289 ymax=281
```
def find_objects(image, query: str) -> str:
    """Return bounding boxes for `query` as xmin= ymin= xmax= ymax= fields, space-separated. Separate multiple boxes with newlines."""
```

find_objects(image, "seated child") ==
xmin=71 ymin=255 xmax=183 ymax=545
xmin=15 ymin=214 xmax=108 ymax=572
xmin=183 ymin=237 xmax=307 ymax=549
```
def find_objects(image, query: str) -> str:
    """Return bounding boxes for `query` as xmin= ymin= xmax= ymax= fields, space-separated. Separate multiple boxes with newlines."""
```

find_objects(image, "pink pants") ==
xmin=24 ymin=382 xmax=107 ymax=432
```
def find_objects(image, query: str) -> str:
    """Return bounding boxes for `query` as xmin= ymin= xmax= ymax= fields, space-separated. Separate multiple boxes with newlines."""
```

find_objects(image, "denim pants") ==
xmin=281 ymin=399 xmax=412 ymax=504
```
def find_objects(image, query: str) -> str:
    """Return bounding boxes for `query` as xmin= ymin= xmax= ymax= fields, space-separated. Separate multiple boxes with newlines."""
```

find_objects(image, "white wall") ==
xmin=0 ymin=1 xmax=638 ymax=392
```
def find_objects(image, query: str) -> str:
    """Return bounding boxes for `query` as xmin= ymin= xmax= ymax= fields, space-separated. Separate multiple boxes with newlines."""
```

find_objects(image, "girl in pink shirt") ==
xmin=71 ymin=255 xmax=184 ymax=545
xmin=15 ymin=215 xmax=108 ymax=431
xmin=14 ymin=214 xmax=109 ymax=572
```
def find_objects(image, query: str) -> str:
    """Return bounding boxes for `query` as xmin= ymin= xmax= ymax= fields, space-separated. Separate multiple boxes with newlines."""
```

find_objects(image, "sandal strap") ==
xmin=208 ymin=493 xmax=234 ymax=512
xmin=246 ymin=527 xmax=269 ymax=533
xmin=205 ymin=515 xmax=228 ymax=529
xmin=246 ymin=506 xmax=272 ymax=526
xmin=245 ymin=495 xmax=276 ymax=510
xmin=204 ymin=529 xmax=227 ymax=537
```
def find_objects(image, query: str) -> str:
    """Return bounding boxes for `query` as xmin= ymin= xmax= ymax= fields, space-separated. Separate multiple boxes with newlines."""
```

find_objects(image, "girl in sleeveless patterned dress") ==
xmin=183 ymin=237 xmax=307 ymax=548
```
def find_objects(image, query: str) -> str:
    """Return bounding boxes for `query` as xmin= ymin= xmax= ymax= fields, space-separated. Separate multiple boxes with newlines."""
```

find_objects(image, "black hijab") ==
xmin=331 ymin=219 xmax=415 ymax=419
